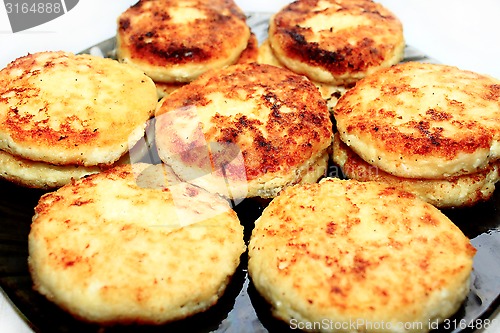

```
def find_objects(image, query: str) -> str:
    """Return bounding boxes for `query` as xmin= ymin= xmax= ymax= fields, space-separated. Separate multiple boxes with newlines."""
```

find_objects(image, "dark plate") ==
xmin=0 ymin=12 xmax=498 ymax=333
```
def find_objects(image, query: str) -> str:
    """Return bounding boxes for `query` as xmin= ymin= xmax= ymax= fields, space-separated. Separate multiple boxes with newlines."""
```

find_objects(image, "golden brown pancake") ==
xmin=268 ymin=0 xmax=405 ymax=85
xmin=249 ymin=178 xmax=475 ymax=333
xmin=334 ymin=62 xmax=500 ymax=179
xmin=332 ymin=133 xmax=500 ymax=208
xmin=29 ymin=163 xmax=245 ymax=324
xmin=155 ymin=63 xmax=333 ymax=199
xmin=116 ymin=0 xmax=251 ymax=83
xmin=0 ymin=51 xmax=157 ymax=167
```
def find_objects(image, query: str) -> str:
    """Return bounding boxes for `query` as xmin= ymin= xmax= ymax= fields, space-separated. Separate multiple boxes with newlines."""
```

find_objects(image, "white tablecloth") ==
xmin=0 ymin=1 xmax=498 ymax=332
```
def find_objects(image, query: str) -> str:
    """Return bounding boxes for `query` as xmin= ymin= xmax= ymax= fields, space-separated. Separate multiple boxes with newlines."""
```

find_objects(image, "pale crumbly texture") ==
xmin=332 ymin=133 xmax=500 ymax=208
xmin=154 ymin=63 xmax=333 ymax=199
xmin=257 ymin=39 xmax=349 ymax=112
xmin=0 ymin=149 xmax=100 ymax=189
xmin=116 ymin=0 xmax=251 ymax=83
xmin=268 ymin=0 xmax=405 ymax=85
xmin=28 ymin=163 xmax=245 ymax=325
xmin=0 ymin=51 xmax=157 ymax=167
xmin=0 ymin=149 xmax=134 ymax=190
xmin=248 ymin=178 xmax=476 ymax=333
xmin=334 ymin=62 xmax=500 ymax=179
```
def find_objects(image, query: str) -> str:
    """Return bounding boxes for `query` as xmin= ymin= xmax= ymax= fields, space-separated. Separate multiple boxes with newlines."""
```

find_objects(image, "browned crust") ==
xmin=249 ymin=178 xmax=476 ymax=323
xmin=344 ymin=116 xmax=494 ymax=159
xmin=155 ymin=63 xmax=333 ymax=181
xmin=270 ymin=0 xmax=403 ymax=77
xmin=334 ymin=62 xmax=500 ymax=163
xmin=5 ymin=109 xmax=100 ymax=150
xmin=117 ymin=0 xmax=249 ymax=67
xmin=0 ymin=51 xmax=156 ymax=166
xmin=29 ymin=163 xmax=245 ymax=325
xmin=0 ymin=54 xmax=97 ymax=148
xmin=333 ymin=133 xmax=500 ymax=207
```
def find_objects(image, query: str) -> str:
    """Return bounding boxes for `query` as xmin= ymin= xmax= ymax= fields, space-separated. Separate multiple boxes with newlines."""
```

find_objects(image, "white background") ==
xmin=0 ymin=0 xmax=499 ymax=332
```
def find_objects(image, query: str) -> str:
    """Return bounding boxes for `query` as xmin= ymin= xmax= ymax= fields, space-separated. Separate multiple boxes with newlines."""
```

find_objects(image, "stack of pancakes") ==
xmin=154 ymin=62 xmax=333 ymax=199
xmin=333 ymin=62 xmax=500 ymax=208
xmin=0 ymin=51 xmax=157 ymax=189
xmin=258 ymin=0 xmax=405 ymax=111
xmin=116 ymin=0 xmax=258 ymax=99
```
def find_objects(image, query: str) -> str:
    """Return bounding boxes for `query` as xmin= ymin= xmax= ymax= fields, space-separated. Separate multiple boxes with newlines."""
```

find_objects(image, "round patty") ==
xmin=28 ymin=163 xmax=245 ymax=325
xmin=332 ymin=133 xmax=500 ymax=208
xmin=268 ymin=0 xmax=405 ymax=85
xmin=116 ymin=0 xmax=251 ymax=83
xmin=0 ymin=51 xmax=157 ymax=166
xmin=334 ymin=61 xmax=500 ymax=179
xmin=155 ymin=63 xmax=333 ymax=199
xmin=249 ymin=178 xmax=475 ymax=332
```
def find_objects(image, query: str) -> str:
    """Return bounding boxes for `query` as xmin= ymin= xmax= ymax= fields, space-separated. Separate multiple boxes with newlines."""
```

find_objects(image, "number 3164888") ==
xmin=5 ymin=2 xmax=62 ymax=14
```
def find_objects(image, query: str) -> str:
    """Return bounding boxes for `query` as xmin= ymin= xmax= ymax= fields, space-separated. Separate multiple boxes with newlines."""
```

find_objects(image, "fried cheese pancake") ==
xmin=0 ymin=51 xmax=157 ymax=167
xmin=268 ymin=0 xmax=405 ymax=85
xmin=332 ymin=133 xmax=500 ymax=208
xmin=155 ymin=63 xmax=333 ymax=199
xmin=257 ymin=39 xmax=348 ymax=112
xmin=28 ymin=163 xmax=245 ymax=324
xmin=116 ymin=0 xmax=251 ymax=83
xmin=248 ymin=178 xmax=476 ymax=332
xmin=154 ymin=33 xmax=259 ymax=99
xmin=334 ymin=62 xmax=500 ymax=179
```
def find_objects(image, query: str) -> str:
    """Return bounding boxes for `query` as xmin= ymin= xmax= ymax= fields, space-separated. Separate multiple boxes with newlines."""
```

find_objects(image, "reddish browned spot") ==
xmin=325 ymin=222 xmax=337 ymax=235
xmin=426 ymin=108 xmax=452 ymax=121
xmin=484 ymin=84 xmax=500 ymax=100
xmin=5 ymin=108 xmax=99 ymax=148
